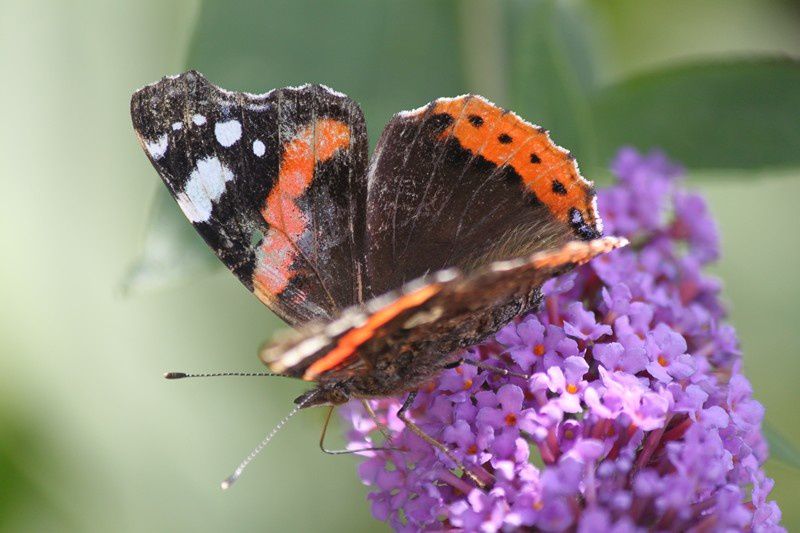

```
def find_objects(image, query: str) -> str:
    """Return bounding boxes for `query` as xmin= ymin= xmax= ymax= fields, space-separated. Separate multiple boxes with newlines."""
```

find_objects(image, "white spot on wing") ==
xmin=192 ymin=114 xmax=207 ymax=126
xmin=243 ymin=87 xmax=277 ymax=99
xmin=145 ymin=134 xmax=168 ymax=160
xmin=284 ymin=83 xmax=312 ymax=92
xmin=320 ymin=84 xmax=346 ymax=98
xmin=325 ymin=313 xmax=363 ymax=337
xmin=215 ymin=119 xmax=242 ymax=147
xmin=434 ymin=268 xmax=459 ymax=283
xmin=247 ymin=103 xmax=272 ymax=112
xmin=403 ymin=306 xmax=444 ymax=329
xmin=274 ymin=335 xmax=331 ymax=370
xmin=175 ymin=192 xmax=204 ymax=222
xmin=176 ymin=156 xmax=234 ymax=223
xmin=491 ymin=259 xmax=522 ymax=272
xmin=253 ymin=139 xmax=266 ymax=157
xmin=396 ymin=104 xmax=427 ymax=118
xmin=171 ymin=122 xmax=183 ymax=131
xmin=591 ymin=195 xmax=603 ymax=233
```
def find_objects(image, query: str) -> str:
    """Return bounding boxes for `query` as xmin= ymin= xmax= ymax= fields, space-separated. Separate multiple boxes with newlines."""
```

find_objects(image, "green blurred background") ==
xmin=1 ymin=1 xmax=799 ymax=531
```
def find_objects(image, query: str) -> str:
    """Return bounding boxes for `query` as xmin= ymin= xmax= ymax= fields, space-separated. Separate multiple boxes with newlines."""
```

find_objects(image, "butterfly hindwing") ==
xmin=365 ymin=95 xmax=601 ymax=297
xmin=261 ymin=237 xmax=626 ymax=382
xmin=131 ymin=71 xmax=368 ymax=325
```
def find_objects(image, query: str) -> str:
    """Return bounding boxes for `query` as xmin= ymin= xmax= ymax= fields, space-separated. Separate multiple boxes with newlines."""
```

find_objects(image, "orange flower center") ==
xmin=467 ymin=444 xmax=478 ymax=455
xmin=657 ymin=355 xmax=669 ymax=367
xmin=566 ymin=383 xmax=578 ymax=394
xmin=533 ymin=344 xmax=545 ymax=357
xmin=463 ymin=378 xmax=473 ymax=390
xmin=505 ymin=413 xmax=518 ymax=426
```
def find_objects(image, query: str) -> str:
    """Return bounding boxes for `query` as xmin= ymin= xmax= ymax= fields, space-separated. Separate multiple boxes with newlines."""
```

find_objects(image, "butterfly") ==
xmin=131 ymin=70 xmax=625 ymax=487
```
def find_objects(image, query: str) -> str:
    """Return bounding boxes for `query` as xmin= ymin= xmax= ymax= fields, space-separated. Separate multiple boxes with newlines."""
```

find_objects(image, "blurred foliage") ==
xmin=0 ymin=409 xmax=74 ymax=532
xmin=126 ymin=0 xmax=800 ymax=293
xmin=593 ymin=59 xmax=800 ymax=171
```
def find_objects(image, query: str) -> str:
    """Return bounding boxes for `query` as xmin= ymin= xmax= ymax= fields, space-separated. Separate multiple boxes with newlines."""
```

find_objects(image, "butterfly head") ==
xmin=294 ymin=380 xmax=352 ymax=408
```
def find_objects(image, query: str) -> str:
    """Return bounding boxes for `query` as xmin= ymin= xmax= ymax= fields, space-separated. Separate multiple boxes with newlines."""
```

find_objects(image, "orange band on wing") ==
xmin=431 ymin=98 xmax=597 ymax=229
xmin=253 ymin=119 xmax=351 ymax=300
xmin=302 ymin=284 xmax=442 ymax=380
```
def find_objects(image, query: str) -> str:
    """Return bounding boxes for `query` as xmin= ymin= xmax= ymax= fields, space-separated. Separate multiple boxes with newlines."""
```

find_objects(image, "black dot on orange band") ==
xmin=552 ymin=180 xmax=567 ymax=195
xmin=429 ymin=113 xmax=454 ymax=131
xmin=498 ymin=133 xmax=512 ymax=144
xmin=468 ymin=114 xmax=484 ymax=127
xmin=530 ymin=153 xmax=541 ymax=164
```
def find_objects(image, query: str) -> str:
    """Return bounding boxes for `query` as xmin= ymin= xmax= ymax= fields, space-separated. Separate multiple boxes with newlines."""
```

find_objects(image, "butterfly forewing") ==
xmin=131 ymin=72 xmax=369 ymax=325
xmin=364 ymin=95 xmax=601 ymax=297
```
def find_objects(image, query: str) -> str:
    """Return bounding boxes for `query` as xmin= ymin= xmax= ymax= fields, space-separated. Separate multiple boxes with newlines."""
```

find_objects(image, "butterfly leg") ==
xmin=319 ymin=404 xmax=399 ymax=455
xmin=361 ymin=399 xmax=393 ymax=442
xmin=396 ymin=391 xmax=486 ymax=488
xmin=442 ymin=359 xmax=463 ymax=370
xmin=463 ymin=358 xmax=531 ymax=380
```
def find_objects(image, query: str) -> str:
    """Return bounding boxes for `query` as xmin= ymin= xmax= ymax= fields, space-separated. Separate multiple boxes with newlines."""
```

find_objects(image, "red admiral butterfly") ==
xmin=131 ymin=71 xmax=625 ymax=488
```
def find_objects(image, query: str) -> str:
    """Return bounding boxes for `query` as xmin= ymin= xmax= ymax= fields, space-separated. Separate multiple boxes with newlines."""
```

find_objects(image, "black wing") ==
xmin=364 ymin=95 xmax=601 ymax=297
xmin=131 ymin=71 xmax=368 ymax=325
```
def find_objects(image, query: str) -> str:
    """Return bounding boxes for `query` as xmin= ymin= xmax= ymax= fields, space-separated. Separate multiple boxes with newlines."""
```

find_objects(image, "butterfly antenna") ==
xmin=164 ymin=371 xmax=289 ymax=379
xmin=220 ymin=390 xmax=319 ymax=490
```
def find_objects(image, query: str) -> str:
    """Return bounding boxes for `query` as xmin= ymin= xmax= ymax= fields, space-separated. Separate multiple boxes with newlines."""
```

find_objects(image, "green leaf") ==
xmin=508 ymin=0 xmax=601 ymax=173
xmin=591 ymin=58 xmax=800 ymax=171
xmin=121 ymin=187 xmax=217 ymax=294
xmin=764 ymin=421 xmax=800 ymax=471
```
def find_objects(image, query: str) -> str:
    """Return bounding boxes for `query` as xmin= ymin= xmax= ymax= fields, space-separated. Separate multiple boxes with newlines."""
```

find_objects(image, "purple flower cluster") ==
xmin=342 ymin=148 xmax=783 ymax=532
